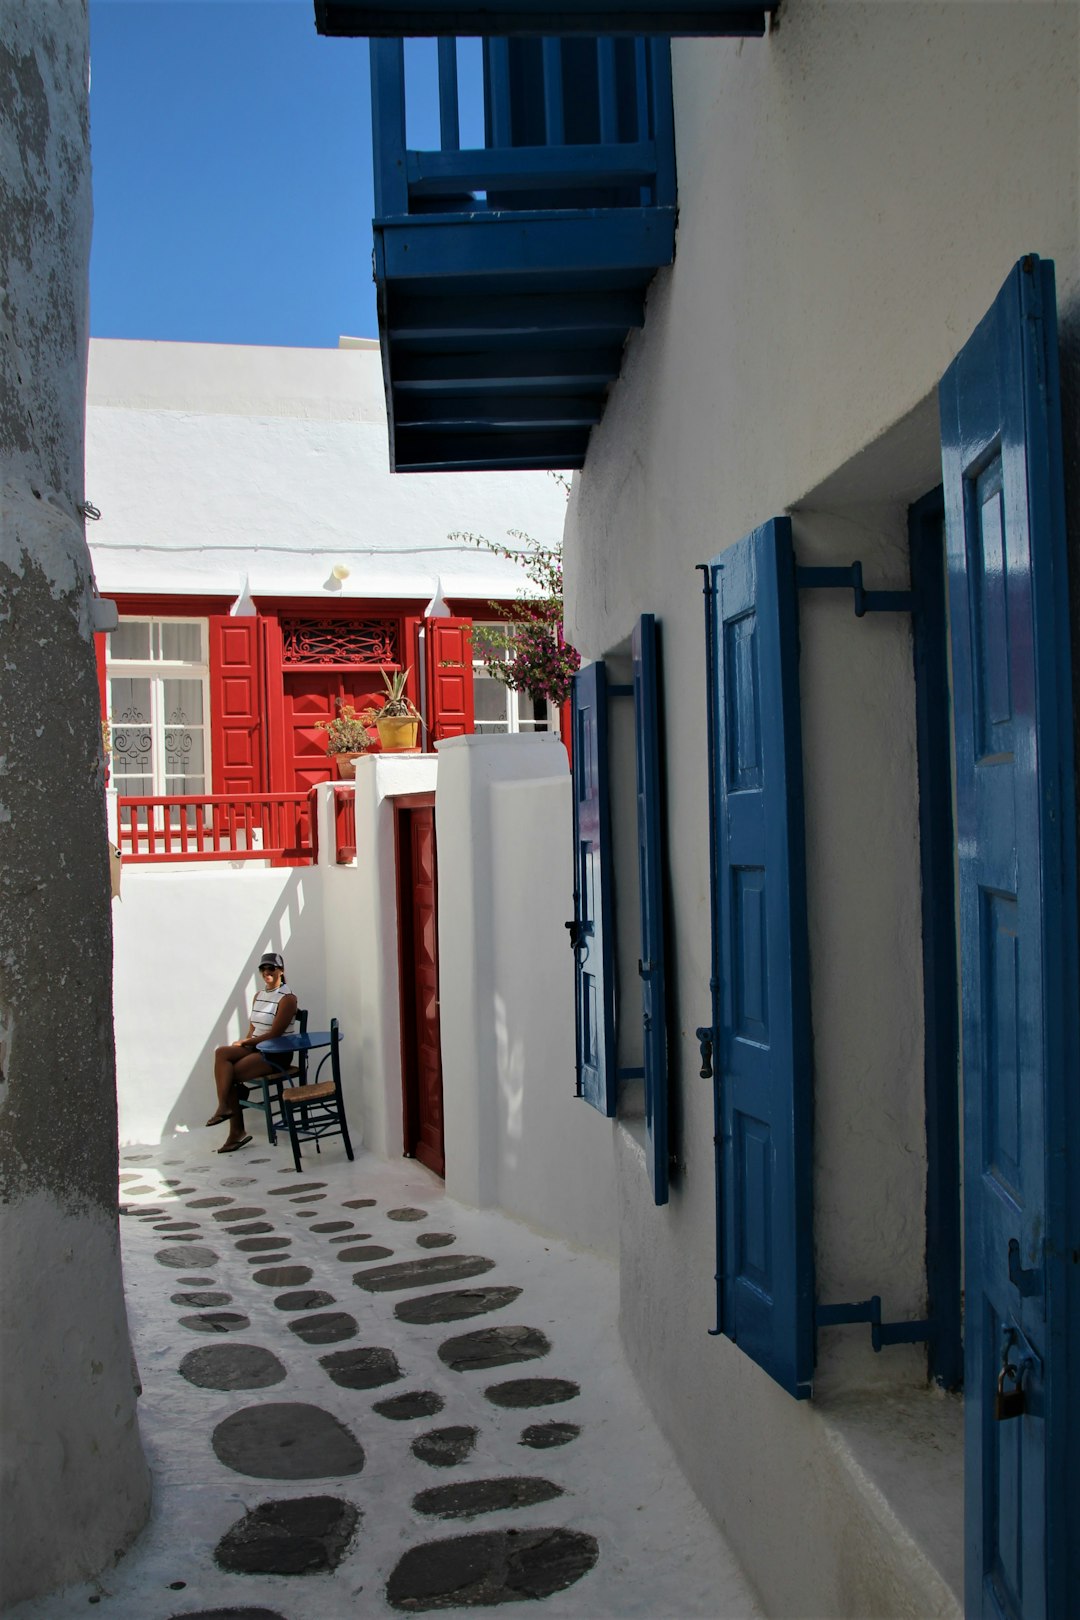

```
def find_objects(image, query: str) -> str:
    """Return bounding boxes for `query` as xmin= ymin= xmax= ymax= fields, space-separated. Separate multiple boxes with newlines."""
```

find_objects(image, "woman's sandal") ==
xmin=205 ymin=1111 xmax=230 ymax=1127
xmin=217 ymin=1135 xmax=252 ymax=1154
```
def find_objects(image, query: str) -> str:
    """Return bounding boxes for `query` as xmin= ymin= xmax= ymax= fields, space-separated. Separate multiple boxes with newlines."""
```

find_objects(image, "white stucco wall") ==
xmin=560 ymin=4 xmax=1078 ymax=1615
xmin=84 ymin=338 xmax=569 ymax=602
xmin=436 ymin=735 xmax=618 ymax=1255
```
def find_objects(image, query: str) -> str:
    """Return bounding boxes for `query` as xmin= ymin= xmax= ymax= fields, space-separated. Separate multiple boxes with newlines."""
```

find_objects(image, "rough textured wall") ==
xmin=0 ymin=1 xmax=150 ymax=1604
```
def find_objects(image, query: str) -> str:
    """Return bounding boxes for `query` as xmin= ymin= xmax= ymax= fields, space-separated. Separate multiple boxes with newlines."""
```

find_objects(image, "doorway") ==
xmin=396 ymin=794 xmax=445 ymax=1177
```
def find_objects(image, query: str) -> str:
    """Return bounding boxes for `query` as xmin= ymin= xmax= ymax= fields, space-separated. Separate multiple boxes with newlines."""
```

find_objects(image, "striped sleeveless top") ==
xmin=251 ymin=982 xmax=298 ymax=1037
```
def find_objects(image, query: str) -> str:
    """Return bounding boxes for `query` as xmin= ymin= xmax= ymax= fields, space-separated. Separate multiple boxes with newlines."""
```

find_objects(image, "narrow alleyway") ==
xmin=13 ymin=1139 xmax=763 ymax=1620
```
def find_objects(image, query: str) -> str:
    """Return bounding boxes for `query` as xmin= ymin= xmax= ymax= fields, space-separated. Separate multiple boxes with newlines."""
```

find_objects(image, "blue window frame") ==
xmin=632 ymin=614 xmax=670 ymax=1204
xmin=570 ymin=659 xmax=617 ymax=1115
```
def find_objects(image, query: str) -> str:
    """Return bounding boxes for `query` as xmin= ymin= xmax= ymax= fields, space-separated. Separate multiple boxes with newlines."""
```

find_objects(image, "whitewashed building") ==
xmin=317 ymin=3 xmax=1080 ymax=1617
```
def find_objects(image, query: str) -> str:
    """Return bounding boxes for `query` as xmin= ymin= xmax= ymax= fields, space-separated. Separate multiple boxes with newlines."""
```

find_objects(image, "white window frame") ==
xmin=471 ymin=621 xmax=559 ymax=736
xmin=106 ymin=617 xmax=212 ymax=799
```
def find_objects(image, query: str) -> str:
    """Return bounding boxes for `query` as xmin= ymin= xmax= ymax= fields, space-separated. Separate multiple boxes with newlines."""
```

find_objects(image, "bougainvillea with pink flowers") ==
xmin=450 ymin=520 xmax=581 ymax=707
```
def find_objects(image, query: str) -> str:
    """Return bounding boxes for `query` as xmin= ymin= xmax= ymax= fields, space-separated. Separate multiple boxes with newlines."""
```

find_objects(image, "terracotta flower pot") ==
xmin=377 ymin=715 xmax=420 ymax=752
xmin=333 ymin=752 xmax=367 ymax=780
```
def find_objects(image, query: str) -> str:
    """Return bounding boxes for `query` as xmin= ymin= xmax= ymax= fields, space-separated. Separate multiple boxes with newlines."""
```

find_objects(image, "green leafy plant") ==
xmin=379 ymin=668 xmax=424 ymax=722
xmin=316 ymin=701 xmax=378 ymax=755
xmin=451 ymin=501 xmax=580 ymax=707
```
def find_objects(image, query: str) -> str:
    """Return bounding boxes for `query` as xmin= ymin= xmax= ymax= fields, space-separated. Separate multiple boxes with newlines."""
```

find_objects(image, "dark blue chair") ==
xmin=280 ymin=1019 xmax=353 ymax=1173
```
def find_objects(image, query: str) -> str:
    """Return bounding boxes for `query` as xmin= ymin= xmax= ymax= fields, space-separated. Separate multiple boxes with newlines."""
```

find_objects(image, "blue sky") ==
xmin=89 ymin=2 xmax=483 ymax=348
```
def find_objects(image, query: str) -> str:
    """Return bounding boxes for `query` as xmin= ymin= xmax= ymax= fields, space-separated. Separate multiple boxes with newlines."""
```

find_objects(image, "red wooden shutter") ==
xmin=425 ymin=617 xmax=474 ymax=744
xmin=209 ymin=616 xmax=264 ymax=794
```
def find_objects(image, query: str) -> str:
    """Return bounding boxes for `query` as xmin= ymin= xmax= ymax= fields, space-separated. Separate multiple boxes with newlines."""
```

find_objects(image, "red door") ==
xmin=397 ymin=798 xmax=445 ymax=1177
xmin=282 ymin=671 xmax=387 ymax=792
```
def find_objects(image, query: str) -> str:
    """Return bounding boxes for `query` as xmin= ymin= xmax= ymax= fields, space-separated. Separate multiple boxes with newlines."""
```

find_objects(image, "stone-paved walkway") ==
xmin=11 ymin=1138 xmax=763 ymax=1620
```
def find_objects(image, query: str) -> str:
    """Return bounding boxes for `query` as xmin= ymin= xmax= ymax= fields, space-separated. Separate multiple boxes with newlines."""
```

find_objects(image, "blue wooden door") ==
xmin=571 ymin=660 xmax=617 ymax=1115
xmin=632 ymin=614 xmax=669 ymax=1203
xmin=940 ymin=256 xmax=1078 ymax=1620
xmin=705 ymin=517 xmax=814 ymax=1397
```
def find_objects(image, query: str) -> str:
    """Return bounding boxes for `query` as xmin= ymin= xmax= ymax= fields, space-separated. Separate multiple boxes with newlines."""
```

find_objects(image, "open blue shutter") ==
xmin=571 ymin=660 xmax=617 ymax=1115
xmin=940 ymin=256 xmax=1078 ymax=1620
xmin=706 ymin=517 xmax=814 ymax=1398
xmin=632 ymin=614 xmax=669 ymax=1203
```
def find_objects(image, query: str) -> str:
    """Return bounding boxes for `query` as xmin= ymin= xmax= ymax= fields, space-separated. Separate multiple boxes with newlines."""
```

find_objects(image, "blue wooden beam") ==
xmin=405 ymin=140 xmax=658 ymax=198
xmin=393 ymin=395 xmax=603 ymax=427
xmin=383 ymin=287 xmax=646 ymax=341
xmin=392 ymin=347 xmax=624 ymax=392
xmin=317 ymin=2 xmax=774 ymax=37
xmin=374 ymin=207 xmax=675 ymax=278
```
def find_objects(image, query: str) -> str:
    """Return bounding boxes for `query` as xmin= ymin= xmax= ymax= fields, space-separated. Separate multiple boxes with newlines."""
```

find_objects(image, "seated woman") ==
xmin=207 ymin=952 xmax=298 ymax=1153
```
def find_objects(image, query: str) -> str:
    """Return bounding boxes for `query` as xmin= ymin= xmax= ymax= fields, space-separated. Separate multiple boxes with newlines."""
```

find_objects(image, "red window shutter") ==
xmin=94 ymin=632 xmax=108 ymax=720
xmin=425 ymin=617 xmax=474 ymax=744
xmin=209 ymin=616 xmax=264 ymax=794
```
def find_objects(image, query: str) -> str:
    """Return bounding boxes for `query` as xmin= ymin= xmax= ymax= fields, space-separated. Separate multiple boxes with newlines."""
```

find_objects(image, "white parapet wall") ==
xmin=435 ymin=734 xmax=619 ymax=1257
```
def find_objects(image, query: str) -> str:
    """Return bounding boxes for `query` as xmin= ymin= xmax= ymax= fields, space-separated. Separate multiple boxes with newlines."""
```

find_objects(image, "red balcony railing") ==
xmin=332 ymin=784 xmax=357 ymax=864
xmin=117 ymin=793 xmax=315 ymax=864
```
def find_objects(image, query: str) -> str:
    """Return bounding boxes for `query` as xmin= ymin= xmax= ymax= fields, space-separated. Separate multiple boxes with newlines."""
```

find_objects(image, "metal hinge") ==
xmin=816 ymin=1296 xmax=937 ymax=1352
xmin=796 ymin=562 xmax=913 ymax=618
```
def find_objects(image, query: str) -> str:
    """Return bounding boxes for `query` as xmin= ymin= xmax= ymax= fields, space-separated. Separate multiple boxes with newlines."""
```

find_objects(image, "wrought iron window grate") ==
xmin=281 ymin=619 xmax=399 ymax=666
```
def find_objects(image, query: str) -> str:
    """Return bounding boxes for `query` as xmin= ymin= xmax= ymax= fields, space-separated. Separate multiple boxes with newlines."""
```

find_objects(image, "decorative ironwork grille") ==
xmin=281 ymin=619 xmax=399 ymax=666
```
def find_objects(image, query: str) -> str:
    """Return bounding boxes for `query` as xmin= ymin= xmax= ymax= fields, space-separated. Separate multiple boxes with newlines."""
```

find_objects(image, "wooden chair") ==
xmin=239 ymin=1008 xmax=308 ymax=1144
xmin=280 ymin=1018 xmax=354 ymax=1173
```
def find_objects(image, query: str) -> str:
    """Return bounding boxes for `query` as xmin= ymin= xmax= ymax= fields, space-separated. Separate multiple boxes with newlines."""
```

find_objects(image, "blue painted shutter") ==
xmin=940 ymin=256 xmax=1078 ymax=1620
xmin=632 ymin=614 xmax=669 ymax=1203
xmin=571 ymin=660 xmax=617 ymax=1115
xmin=705 ymin=517 xmax=814 ymax=1398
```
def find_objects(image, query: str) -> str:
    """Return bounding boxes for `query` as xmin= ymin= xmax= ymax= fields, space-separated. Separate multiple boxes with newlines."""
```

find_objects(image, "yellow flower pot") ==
xmin=377 ymin=715 xmax=420 ymax=752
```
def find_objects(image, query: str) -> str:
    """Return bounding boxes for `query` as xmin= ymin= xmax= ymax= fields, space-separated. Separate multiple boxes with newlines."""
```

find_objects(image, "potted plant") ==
xmin=377 ymin=668 xmax=423 ymax=752
xmin=316 ymin=701 xmax=378 ymax=779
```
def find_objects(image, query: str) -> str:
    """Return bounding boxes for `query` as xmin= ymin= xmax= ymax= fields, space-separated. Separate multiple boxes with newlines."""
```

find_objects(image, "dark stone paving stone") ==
xmin=414 ymin=1477 xmax=563 ymax=1520
xmin=213 ymin=1206 xmax=266 ymax=1223
xmin=355 ymin=1256 xmax=496 ymax=1294
xmin=154 ymin=1221 xmax=201 ymax=1232
xmin=385 ymin=1526 xmax=599 ymax=1611
xmin=179 ymin=1343 xmax=287 ymax=1391
xmin=172 ymin=1291 xmax=232 ymax=1307
xmin=156 ymin=1245 xmax=219 ymax=1269
xmin=236 ymin=1236 xmax=292 ymax=1252
xmin=162 ymin=1178 xmax=182 ymax=1186
xmin=310 ymin=1220 xmax=352 ymax=1233
xmin=249 ymin=1157 xmax=273 ymax=1164
xmin=344 ymin=1198 xmax=377 ymax=1209
xmin=331 ymin=1232 xmax=369 ymax=1244
xmin=374 ymin=1390 xmax=445 ymax=1421
xmin=484 ymin=1378 xmax=579 ymax=1410
xmin=411 ymin=1427 xmax=478 ymax=1469
xmin=416 ymin=1232 xmax=456 ymax=1249
xmin=215 ymin=1495 xmax=360 ymax=1576
xmin=118 ymin=1172 xmax=142 ymax=1181
xmin=160 ymin=1233 xmax=203 ymax=1241
xmin=123 ymin=1183 xmax=155 ymax=1195
xmin=212 ymin=1402 xmax=365 ymax=1479
xmin=388 ymin=1207 xmax=428 ymax=1222
xmin=292 ymin=1193 xmax=327 ymax=1203
xmin=288 ymin=1312 xmax=358 ymax=1346
xmin=268 ymin=1182 xmax=325 ymax=1196
xmin=337 ymin=1244 xmax=394 ymax=1264
xmin=519 ymin=1422 xmax=580 ymax=1450
xmin=320 ymin=1347 xmax=402 ymax=1391
xmin=439 ymin=1327 xmax=551 ymax=1374
xmin=166 ymin=1609 xmax=287 ymax=1620
xmin=221 ymin=1176 xmax=257 ymax=1187
xmin=295 ymin=1210 xmax=317 ymax=1218
xmin=179 ymin=1275 xmax=216 ymax=1286
xmin=225 ymin=1220 xmax=274 ymax=1236
xmin=179 ymin=1311 xmax=251 ymax=1335
xmin=253 ymin=1264 xmax=313 ymax=1287
xmin=169 ymin=1185 xmax=198 ymax=1195
xmin=247 ymin=1251 xmax=288 ymax=1264
xmin=123 ymin=1154 xmax=152 ymax=1161
xmin=395 ymin=1287 xmax=521 ymax=1326
xmin=188 ymin=1196 xmax=234 ymax=1209
xmin=274 ymin=1289 xmax=335 ymax=1312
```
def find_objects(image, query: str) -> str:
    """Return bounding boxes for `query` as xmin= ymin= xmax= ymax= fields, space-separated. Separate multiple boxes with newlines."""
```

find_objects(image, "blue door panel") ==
xmin=940 ymin=255 xmax=1077 ymax=1620
xmin=706 ymin=516 xmax=814 ymax=1399
xmin=632 ymin=613 xmax=670 ymax=1203
xmin=571 ymin=660 xmax=617 ymax=1115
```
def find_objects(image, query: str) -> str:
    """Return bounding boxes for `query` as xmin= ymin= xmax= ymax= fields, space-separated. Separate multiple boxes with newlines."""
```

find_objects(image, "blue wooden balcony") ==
xmin=368 ymin=35 xmax=677 ymax=471
xmin=317 ymin=3 xmax=773 ymax=35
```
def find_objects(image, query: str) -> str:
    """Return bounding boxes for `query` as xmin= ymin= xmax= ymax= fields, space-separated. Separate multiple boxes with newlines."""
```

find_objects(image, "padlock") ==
xmin=994 ymin=1361 xmax=1026 ymax=1421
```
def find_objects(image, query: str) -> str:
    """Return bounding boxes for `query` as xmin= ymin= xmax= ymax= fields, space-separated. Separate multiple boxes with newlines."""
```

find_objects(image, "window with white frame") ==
xmin=472 ymin=623 xmax=558 ymax=735
xmin=106 ymin=619 xmax=210 ymax=797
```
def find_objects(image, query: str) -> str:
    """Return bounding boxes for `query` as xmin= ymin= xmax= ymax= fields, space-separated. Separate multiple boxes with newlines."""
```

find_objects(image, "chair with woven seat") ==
xmin=280 ymin=1017 xmax=353 ymax=1173
xmin=239 ymin=1008 xmax=308 ymax=1144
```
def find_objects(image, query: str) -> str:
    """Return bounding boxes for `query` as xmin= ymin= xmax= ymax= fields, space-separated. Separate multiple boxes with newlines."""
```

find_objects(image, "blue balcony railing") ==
xmin=368 ymin=35 xmax=677 ymax=472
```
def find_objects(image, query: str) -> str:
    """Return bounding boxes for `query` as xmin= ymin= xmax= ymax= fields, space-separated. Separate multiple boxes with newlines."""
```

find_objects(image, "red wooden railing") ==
xmin=117 ymin=793 xmax=315 ymax=864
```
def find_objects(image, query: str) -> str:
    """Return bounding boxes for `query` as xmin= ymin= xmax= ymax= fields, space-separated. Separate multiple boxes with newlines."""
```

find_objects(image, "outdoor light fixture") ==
xmin=332 ymin=563 xmax=351 ymax=581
